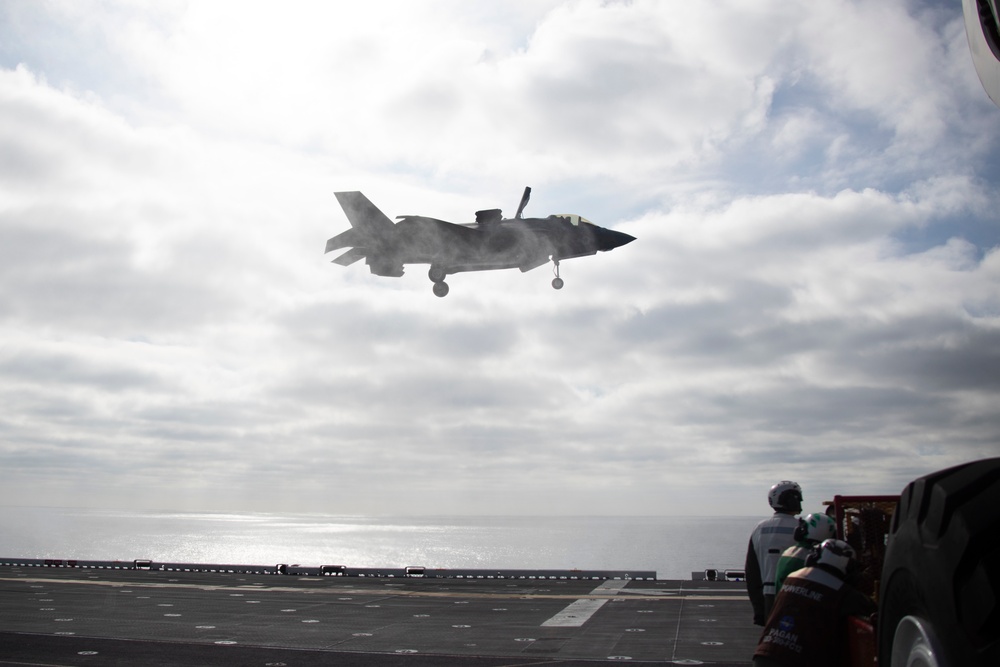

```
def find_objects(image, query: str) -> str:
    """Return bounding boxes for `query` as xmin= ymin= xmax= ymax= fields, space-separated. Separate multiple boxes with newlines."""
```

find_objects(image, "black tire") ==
xmin=878 ymin=458 xmax=1000 ymax=666
xmin=432 ymin=281 xmax=449 ymax=298
xmin=428 ymin=266 xmax=447 ymax=283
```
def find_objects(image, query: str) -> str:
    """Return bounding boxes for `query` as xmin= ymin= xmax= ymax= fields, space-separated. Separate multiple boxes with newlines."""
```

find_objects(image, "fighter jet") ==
xmin=325 ymin=187 xmax=635 ymax=297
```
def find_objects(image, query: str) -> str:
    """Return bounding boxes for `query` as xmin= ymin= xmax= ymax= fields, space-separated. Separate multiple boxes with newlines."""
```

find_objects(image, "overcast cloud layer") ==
xmin=1 ymin=0 xmax=998 ymax=516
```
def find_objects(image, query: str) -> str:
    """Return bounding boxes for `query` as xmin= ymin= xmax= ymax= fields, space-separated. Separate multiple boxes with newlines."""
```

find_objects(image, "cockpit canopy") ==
xmin=549 ymin=214 xmax=593 ymax=226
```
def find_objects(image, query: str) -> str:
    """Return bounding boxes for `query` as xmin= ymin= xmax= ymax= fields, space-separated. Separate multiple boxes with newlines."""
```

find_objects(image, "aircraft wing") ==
xmin=395 ymin=216 xmax=478 ymax=239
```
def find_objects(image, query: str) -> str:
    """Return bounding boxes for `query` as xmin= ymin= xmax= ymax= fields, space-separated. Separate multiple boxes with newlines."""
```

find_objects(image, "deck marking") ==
xmin=541 ymin=579 xmax=629 ymax=627
xmin=592 ymin=579 xmax=630 ymax=594
xmin=541 ymin=598 xmax=608 ymax=627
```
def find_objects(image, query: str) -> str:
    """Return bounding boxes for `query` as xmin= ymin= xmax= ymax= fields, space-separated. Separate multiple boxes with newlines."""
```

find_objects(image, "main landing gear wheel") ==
xmin=428 ymin=266 xmax=447 ymax=283
xmin=428 ymin=266 xmax=449 ymax=297
xmin=551 ymin=260 xmax=564 ymax=290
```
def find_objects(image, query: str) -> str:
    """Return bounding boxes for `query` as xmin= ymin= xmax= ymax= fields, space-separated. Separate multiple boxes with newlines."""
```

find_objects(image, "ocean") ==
xmin=0 ymin=508 xmax=763 ymax=580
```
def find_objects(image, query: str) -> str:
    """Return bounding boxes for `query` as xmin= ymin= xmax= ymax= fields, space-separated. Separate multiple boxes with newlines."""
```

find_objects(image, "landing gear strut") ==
xmin=551 ymin=260 xmax=564 ymax=290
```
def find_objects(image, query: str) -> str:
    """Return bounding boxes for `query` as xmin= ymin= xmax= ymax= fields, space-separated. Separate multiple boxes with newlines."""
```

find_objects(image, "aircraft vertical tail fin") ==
xmin=334 ymin=191 xmax=396 ymax=244
xmin=327 ymin=191 xmax=404 ymax=275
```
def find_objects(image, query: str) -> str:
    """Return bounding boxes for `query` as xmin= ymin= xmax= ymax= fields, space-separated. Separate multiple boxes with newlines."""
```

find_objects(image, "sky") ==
xmin=1 ymin=0 xmax=998 ymax=517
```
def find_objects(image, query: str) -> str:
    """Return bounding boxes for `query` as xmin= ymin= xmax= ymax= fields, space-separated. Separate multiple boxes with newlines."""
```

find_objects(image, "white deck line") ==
xmin=540 ymin=579 xmax=629 ymax=627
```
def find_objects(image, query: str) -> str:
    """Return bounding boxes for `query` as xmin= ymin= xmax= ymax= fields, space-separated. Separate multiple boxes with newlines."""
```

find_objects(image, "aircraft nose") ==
xmin=598 ymin=228 xmax=636 ymax=250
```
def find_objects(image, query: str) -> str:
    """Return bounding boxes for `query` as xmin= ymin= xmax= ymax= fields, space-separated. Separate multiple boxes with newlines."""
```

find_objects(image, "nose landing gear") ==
xmin=551 ymin=260 xmax=564 ymax=290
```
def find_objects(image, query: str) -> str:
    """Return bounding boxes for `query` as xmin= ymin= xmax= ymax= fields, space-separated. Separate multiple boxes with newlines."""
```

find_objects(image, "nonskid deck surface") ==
xmin=0 ymin=565 xmax=759 ymax=665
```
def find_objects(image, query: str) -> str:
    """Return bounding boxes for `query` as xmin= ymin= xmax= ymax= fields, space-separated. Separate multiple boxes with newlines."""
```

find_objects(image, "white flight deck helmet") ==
xmin=768 ymin=480 xmax=803 ymax=512
xmin=813 ymin=539 xmax=857 ymax=575
xmin=794 ymin=512 xmax=838 ymax=543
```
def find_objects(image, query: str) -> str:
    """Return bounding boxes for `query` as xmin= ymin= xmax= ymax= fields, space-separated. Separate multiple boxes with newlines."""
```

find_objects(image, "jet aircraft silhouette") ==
xmin=325 ymin=187 xmax=635 ymax=297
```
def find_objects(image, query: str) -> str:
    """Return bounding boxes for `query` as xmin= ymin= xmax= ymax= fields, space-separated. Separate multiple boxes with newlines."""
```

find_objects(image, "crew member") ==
xmin=746 ymin=480 xmax=802 ymax=625
xmin=774 ymin=512 xmax=837 ymax=592
xmin=753 ymin=539 xmax=877 ymax=667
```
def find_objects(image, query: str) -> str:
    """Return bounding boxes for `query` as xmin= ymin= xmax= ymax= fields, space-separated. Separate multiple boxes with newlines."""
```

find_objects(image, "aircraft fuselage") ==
xmin=325 ymin=188 xmax=635 ymax=296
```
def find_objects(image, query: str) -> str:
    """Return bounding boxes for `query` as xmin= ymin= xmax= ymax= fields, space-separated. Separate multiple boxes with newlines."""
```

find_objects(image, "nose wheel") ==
xmin=551 ymin=260 xmax=564 ymax=290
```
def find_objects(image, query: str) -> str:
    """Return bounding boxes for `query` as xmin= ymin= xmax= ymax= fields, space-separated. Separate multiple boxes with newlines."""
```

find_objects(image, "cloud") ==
xmin=0 ymin=0 xmax=997 ymax=516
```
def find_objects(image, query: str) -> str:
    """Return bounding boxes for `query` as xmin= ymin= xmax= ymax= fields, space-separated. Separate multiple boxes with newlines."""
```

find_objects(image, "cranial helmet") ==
xmin=813 ymin=538 xmax=856 ymax=575
xmin=768 ymin=481 xmax=803 ymax=512
xmin=793 ymin=512 xmax=838 ymax=543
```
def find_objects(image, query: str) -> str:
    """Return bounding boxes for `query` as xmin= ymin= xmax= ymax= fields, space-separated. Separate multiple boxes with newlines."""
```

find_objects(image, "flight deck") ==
xmin=0 ymin=560 xmax=759 ymax=665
